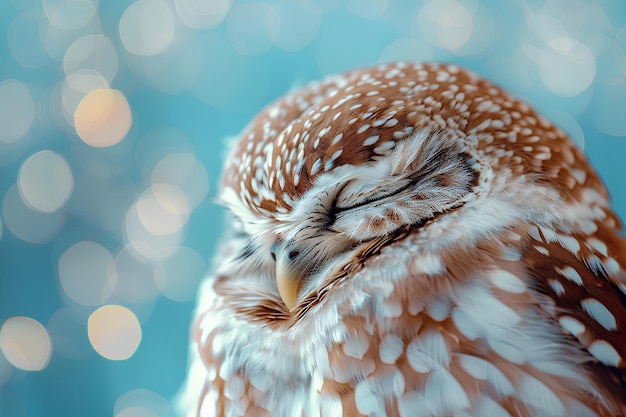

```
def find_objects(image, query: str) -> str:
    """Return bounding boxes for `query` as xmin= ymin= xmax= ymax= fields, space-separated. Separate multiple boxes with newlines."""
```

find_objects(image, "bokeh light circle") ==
xmin=0 ymin=317 xmax=52 ymax=371
xmin=119 ymin=0 xmax=176 ymax=56
xmin=2 ymin=184 xmax=66 ymax=244
xmin=39 ymin=79 xmax=74 ymax=135
xmin=150 ymin=153 xmax=209 ymax=209
xmin=0 ymin=346 xmax=13 ymax=386
xmin=62 ymin=70 xmax=110 ymax=128
xmin=154 ymin=246 xmax=207 ymax=302
xmin=0 ymin=80 xmax=35 ymax=144
xmin=7 ymin=12 xmax=53 ymax=68
xmin=43 ymin=0 xmax=101 ymax=19
xmin=124 ymin=37 xmax=205 ymax=96
xmin=47 ymin=308 xmax=93 ymax=360
xmin=344 ymin=0 xmax=390 ymax=20
xmin=455 ymin=4 xmax=497 ymax=57
xmin=267 ymin=0 xmax=322 ymax=52
xmin=115 ymin=389 xmax=173 ymax=417
xmin=39 ymin=0 xmax=103 ymax=61
xmin=18 ymin=150 xmax=73 ymax=213
xmin=63 ymin=35 xmax=119 ymax=83
xmin=590 ymin=79 xmax=626 ymax=137
xmin=174 ymin=0 xmax=232 ymax=30
xmin=415 ymin=0 xmax=474 ymax=51
xmin=538 ymin=37 xmax=596 ymax=97
xmin=124 ymin=186 xmax=188 ymax=261
xmin=74 ymin=88 xmax=132 ymax=147
xmin=88 ymin=305 xmax=142 ymax=360
xmin=227 ymin=2 xmax=276 ymax=56
xmin=47 ymin=0 xmax=97 ymax=31
xmin=112 ymin=245 xmax=161 ymax=305
xmin=135 ymin=127 xmax=195 ymax=179
xmin=58 ymin=241 xmax=116 ymax=307
xmin=136 ymin=184 xmax=191 ymax=236
xmin=437 ymin=1 xmax=473 ymax=50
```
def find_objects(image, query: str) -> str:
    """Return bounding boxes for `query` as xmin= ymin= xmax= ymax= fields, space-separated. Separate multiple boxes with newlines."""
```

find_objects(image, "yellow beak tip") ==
xmin=276 ymin=260 xmax=299 ymax=310
xmin=276 ymin=277 xmax=298 ymax=310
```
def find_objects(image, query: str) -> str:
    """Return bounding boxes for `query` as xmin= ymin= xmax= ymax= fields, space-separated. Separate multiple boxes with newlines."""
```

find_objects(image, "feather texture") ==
xmin=181 ymin=62 xmax=626 ymax=417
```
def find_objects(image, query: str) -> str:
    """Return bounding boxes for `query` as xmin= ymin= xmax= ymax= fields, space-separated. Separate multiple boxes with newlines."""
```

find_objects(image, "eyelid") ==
xmin=335 ymin=180 xmax=414 ymax=213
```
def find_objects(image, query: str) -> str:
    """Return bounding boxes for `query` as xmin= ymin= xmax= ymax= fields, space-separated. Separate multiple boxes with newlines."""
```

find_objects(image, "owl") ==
xmin=181 ymin=62 xmax=626 ymax=417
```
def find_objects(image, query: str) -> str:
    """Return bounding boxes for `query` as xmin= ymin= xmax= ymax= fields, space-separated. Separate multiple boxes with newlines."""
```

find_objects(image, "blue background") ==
xmin=0 ymin=0 xmax=625 ymax=416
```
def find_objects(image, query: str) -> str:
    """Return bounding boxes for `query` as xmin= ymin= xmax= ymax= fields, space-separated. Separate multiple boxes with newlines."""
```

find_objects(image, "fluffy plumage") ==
xmin=182 ymin=62 xmax=626 ymax=417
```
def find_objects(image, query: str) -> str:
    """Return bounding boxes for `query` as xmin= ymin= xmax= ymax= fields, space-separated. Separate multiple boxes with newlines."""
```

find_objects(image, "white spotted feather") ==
xmin=181 ymin=62 xmax=626 ymax=417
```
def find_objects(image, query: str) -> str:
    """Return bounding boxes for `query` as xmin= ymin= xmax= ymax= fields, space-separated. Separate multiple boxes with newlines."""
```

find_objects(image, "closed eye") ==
xmin=334 ymin=179 xmax=416 ymax=213
xmin=334 ymin=146 xmax=466 ymax=213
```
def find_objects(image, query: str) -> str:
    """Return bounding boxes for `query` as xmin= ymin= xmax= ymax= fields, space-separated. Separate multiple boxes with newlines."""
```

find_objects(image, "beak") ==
xmin=271 ymin=240 xmax=301 ymax=310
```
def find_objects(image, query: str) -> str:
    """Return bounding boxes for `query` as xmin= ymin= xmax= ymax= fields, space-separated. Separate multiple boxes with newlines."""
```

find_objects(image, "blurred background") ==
xmin=0 ymin=0 xmax=625 ymax=416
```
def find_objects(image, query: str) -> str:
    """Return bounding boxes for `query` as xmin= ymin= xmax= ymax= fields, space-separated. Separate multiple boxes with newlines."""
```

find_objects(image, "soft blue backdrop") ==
xmin=0 ymin=0 xmax=625 ymax=416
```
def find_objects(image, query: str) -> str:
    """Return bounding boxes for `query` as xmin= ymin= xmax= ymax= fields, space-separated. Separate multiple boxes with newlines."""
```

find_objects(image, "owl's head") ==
xmin=217 ymin=62 xmax=606 ymax=315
